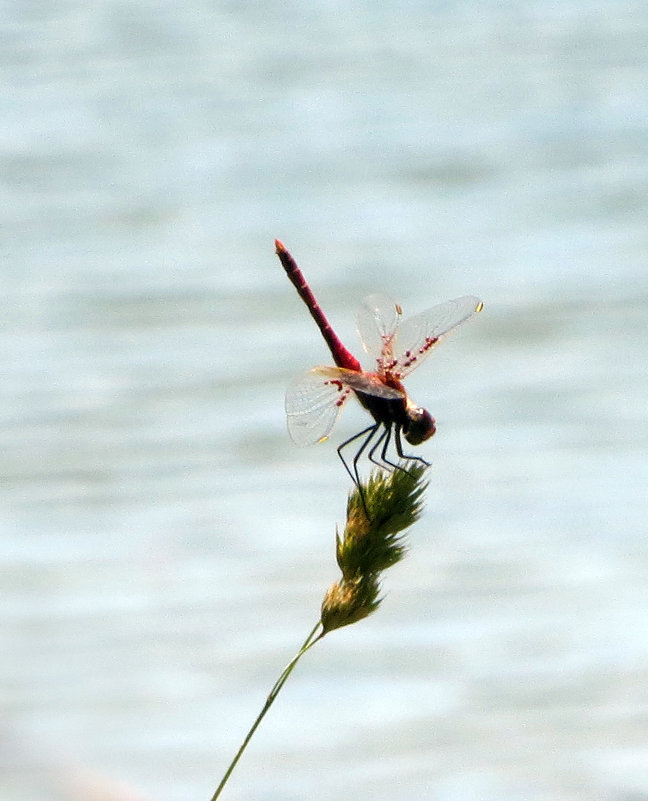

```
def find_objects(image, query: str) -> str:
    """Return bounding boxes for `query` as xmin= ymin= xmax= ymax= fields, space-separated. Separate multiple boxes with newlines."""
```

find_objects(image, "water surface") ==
xmin=2 ymin=3 xmax=647 ymax=800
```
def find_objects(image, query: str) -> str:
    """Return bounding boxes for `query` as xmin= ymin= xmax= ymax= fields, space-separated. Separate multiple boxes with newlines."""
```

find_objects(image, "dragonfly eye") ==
xmin=403 ymin=407 xmax=436 ymax=445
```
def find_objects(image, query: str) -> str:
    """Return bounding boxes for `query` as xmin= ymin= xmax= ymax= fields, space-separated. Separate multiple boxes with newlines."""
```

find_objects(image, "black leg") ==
xmin=368 ymin=424 xmax=393 ymax=471
xmin=337 ymin=423 xmax=379 ymax=487
xmin=379 ymin=424 xmax=404 ymax=472
xmin=337 ymin=423 xmax=380 ymax=519
xmin=350 ymin=424 xmax=381 ymax=517
xmin=336 ymin=423 xmax=429 ymax=520
xmin=394 ymin=427 xmax=430 ymax=468
xmin=368 ymin=424 xmax=400 ymax=474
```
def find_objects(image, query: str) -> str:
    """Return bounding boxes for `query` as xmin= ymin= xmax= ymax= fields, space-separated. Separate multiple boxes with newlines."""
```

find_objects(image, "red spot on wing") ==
xmin=324 ymin=378 xmax=350 ymax=407
xmin=400 ymin=336 xmax=439 ymax=370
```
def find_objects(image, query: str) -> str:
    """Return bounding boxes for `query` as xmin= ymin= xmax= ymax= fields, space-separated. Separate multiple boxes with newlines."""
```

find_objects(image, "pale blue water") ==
xmin=2 ymin=3 xmax=648 ymax=800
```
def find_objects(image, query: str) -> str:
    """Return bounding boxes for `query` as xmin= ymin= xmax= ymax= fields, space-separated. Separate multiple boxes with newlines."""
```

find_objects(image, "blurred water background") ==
xmin=2 ymin=2 xmax=647 ymax=800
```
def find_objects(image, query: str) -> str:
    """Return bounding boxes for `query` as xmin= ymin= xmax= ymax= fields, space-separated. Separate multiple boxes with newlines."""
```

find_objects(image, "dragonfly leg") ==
xmin=394 ymin=427 xmax=430 ymax=470
xmin=337 ymin=423 xmax=381 ymax=518
xmin=368 ymin=424 xmax=399 ymax=473
xmin=337 ymin=423 xmax=380 ymax=487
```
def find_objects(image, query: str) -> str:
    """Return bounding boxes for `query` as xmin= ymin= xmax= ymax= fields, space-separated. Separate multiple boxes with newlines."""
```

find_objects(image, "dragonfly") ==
xmin=276 ymin=239 xmax=483 ymax=498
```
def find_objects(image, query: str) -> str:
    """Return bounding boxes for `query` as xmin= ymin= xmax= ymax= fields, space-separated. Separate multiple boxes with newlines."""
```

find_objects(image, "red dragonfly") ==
xmin=276 ymin=239 xmax=483 ymax=491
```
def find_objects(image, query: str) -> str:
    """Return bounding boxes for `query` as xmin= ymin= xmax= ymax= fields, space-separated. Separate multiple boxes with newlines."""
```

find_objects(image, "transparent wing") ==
xmin=356 ymin=294 xmax=402 ymax=368
xmin=325 ymin=366 xmax=404 ymax=400
xmin=285 ymin=366 xmax=403 ymax=446
xmin=393 ymin=295 xmax=483 ymax=378
xmin=285 ymin=367 xmax=352 ymax=446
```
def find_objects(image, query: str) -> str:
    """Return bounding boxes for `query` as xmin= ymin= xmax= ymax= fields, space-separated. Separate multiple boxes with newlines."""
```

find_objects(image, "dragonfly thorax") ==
xmin=402 ymin=404 xmax=436 ymax=445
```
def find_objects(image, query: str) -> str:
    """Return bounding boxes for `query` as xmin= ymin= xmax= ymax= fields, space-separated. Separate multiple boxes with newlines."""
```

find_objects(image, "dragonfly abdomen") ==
xmin=275 ymin=239 xmax=361 ymax=372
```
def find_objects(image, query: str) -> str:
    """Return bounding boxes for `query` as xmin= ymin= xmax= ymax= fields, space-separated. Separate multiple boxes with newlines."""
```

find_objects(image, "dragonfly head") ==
xmin=403 ymin=406 xmax=436 ymax=445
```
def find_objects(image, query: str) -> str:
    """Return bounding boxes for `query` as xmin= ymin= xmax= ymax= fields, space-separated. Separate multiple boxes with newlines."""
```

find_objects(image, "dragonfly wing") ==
xmin=323 ymin=367 xmax=404 ymax=400
xmin=394 ymin=295 xmax=483 ymax=377
xmin=356 ymin=294 xmax=402 ymax=368
xmin=285 ymin=367 xmax=354 ymax=446
xmin=285 ymin=366 xmax=404 ymax=446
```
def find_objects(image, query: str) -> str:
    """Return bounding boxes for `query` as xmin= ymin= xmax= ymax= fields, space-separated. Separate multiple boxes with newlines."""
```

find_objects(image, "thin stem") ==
xmin=209 ymin=621 xmax=324 ymax=801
